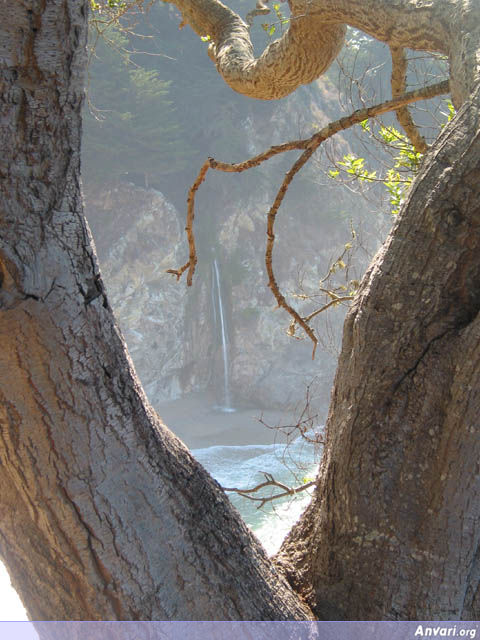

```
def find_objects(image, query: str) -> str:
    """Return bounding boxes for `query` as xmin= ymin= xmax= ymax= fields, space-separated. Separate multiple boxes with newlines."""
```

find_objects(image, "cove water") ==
xmin=193 ymin=434 xmax=321 ymax=555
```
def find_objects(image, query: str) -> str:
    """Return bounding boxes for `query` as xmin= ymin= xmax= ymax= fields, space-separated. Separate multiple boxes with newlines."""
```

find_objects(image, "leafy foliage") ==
xmin=90 ymin=0 xmax=127 ymax=10
xmin=329 ymin=123 xmax=423 ymax=215
xmin=261 ymin=3 xmax=290 ymax=37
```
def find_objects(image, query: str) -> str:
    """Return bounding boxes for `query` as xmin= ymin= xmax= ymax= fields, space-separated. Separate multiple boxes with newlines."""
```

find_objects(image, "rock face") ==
xmin=80 ymin=1 xmax=393 ymax=418
xmin=83 ymin=81 xmax=371 ymax=418
xmin=85 ymin=185 xmax=189 ymax=404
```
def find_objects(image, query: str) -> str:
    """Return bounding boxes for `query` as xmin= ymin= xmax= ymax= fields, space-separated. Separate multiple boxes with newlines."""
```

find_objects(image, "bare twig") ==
xmin=224 ymin=380 xmax=324 ymax=508
xmin=314 ymin=224 xmax=357 ymax=291
xmin=168 ymin=79 xmax=450 ymax=353
xmin=390 ymin=46 xmax=428 ymax=153
xmin=265 ymin=144 xmax=320 ymax=357
xmin=304 ymin=295 xmax=354 ymax=323
xmin=223 ymin=472 xmax=315 ymax=508
xmin=166 ymin=159 xmax=210 ymax=284
xmin=258 ymin=377 xmax=324 ymax=445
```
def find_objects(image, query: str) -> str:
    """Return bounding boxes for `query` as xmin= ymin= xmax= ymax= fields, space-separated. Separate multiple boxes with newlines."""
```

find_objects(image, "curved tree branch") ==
xmin=223 ymin=472 xmax=316 ymax=509
xmin=390 ymin=46 xmax=428 ymax=153
xmin=164 ymin=0 xmax=346 ymax=99
xmin=164 ymin=0 xmax=454 ymax=101
xmin=168 ymin=80 xmax=450 ymax=354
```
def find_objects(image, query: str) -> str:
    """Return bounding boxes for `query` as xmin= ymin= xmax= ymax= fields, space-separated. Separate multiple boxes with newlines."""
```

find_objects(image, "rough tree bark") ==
xmin=277 ymin=87 xmax=480 ymax=620
xmin=0 ymin=0 xmax=311 ymax=621
xmin=1 ymin=0 xmax=479 ymax=622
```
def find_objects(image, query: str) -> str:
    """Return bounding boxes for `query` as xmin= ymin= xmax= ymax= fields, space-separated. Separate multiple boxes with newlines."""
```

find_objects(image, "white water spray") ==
xmin=212 ymin=259 xmax=235 ymax=412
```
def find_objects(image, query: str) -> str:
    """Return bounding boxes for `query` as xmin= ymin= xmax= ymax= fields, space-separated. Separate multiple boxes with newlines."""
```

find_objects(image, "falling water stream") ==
xmin=212 ymin=259 xmax=235 ymax=412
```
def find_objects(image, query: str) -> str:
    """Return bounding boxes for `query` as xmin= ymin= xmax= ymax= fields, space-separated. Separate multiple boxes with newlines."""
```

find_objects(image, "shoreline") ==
xmin=156 ymin=392 xmax=298 ymax=450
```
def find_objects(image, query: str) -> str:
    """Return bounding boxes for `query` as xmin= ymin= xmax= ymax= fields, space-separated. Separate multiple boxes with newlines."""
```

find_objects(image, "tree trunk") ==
xmin=277 ymin=79 xmax=480 ymax=623
xmin=0 ymin=0 xmax=311 ymax=621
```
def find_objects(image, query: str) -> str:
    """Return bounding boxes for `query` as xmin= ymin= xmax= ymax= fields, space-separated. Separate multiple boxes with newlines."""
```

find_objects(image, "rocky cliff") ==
xmin=84 ymin=77 xmax=375 ymax=418
xmin=83 ymin=0 xmax=386 ymax=419
xmin=85 ymin=185 xmax=189 ymax=404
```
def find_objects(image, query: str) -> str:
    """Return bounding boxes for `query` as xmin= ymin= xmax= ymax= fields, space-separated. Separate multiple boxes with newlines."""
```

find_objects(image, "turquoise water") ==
xmin=193 ymin=435 xmax=321 ymax=554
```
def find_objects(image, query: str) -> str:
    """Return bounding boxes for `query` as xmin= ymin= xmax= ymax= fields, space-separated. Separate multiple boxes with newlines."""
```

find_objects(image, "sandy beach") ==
xmin=156 ymin=392 xmax=299 ymax=450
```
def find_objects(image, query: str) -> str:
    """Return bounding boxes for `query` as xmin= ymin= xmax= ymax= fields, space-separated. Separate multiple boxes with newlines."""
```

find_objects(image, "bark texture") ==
xmin=2 ymin=0 xmax=480 ymax=623
xmin=166 ymin=0 xmax=346 ymax=99
xmin=166 ymin=0 xmax=474 ymax=104
xmin=0 ymin=0 xmax=311 ymax=621
xmin=277 ymin=86 xmax=480 ymax=620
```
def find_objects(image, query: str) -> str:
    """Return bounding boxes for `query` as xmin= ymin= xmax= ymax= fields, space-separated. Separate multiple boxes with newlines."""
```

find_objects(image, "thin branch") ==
xmin=319 ymin=229 xmax=356 ymax=285
xmin=245 ymin=0 xmax=271 ymax=27
xmin=390 ymin=46 xmax=428 ymax=153
xmin=166 ymin=159 xmax=209 ymax=284
xmin=223 ymin=472 xmax=316 ymax=508
xmin=304 ymin=295 xmax=354 ymax=323
xmin=265 ymin=144 xmax=320 ymax=358
xmin=168 ymin=79 xmax=450 ymax=353
xmin=257 ymin=377 xmax=324 ymax=445
xmin=259 ymin=413 xmax=321 ymax=440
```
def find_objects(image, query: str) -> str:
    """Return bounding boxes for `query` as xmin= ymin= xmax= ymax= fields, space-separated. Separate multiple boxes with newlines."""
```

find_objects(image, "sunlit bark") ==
xmin=0 ymin=0 xmax=311 ymax=621
xmin=165 ymin=0 xmax=477 ymax=106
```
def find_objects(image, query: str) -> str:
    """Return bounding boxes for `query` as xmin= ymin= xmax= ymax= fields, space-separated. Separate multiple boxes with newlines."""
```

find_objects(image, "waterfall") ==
xmin=212 ymin=259 xmax=235 ymax=412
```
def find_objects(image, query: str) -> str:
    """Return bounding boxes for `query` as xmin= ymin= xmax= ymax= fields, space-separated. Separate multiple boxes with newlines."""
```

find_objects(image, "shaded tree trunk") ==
xmin=0 ymin=0 xmax=310 ymax=621
xmin=277 ymin=86 xmax=480 ymax=619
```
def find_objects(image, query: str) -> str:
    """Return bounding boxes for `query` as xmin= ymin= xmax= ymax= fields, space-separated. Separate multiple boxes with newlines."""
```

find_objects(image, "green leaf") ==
xmin=447 ymin=100 xmax=456 ymax=121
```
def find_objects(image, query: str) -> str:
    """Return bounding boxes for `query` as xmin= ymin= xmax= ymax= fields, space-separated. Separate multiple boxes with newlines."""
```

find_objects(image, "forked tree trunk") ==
xmin=0 ymin=0 xmax=310 ymax=621
xmin=2 ymin=0 xmax=480 ymax=623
